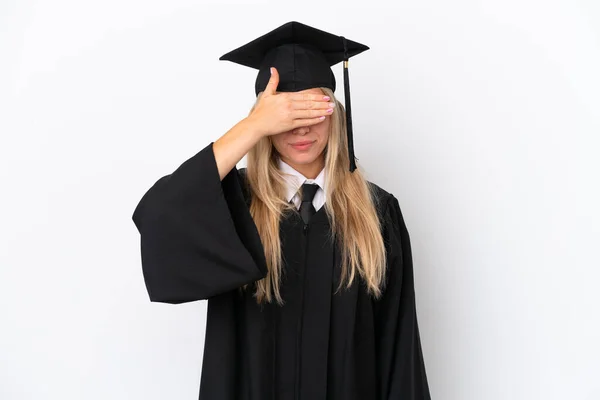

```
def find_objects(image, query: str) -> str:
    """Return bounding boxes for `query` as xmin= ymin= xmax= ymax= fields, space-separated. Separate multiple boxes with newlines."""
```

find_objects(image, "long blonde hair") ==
xmin=245 ymin=87 xmax=386 ymax=305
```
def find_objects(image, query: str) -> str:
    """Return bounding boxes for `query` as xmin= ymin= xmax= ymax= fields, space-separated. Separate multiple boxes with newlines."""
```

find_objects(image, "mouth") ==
xmin=290 ymin=140 xmax=315 ymax=150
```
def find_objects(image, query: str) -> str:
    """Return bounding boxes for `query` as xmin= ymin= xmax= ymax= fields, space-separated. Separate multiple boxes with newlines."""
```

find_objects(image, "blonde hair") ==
xmin=245 ymin=87 xmax=386 ymax=305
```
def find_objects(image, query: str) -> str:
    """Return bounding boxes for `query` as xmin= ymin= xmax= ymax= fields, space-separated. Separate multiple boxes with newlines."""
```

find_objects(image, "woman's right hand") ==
xmin=246 ymin=67 xmax=336 ymax=137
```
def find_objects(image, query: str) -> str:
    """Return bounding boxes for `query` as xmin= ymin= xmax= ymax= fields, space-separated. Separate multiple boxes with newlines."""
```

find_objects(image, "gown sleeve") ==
xmin=374 ymin=194 xmax=431 ymax=399
xmin=131 ymin=142 xmax=267 ymax=304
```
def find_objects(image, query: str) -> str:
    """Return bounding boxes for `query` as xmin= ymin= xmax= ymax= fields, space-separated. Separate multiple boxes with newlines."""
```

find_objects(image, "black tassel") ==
xmin=340 ymin=36 xmax=357 ymax=172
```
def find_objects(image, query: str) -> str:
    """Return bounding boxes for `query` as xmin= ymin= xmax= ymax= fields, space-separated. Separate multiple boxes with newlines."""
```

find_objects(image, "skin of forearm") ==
xmin=213 ymin=117 xmax=264 ymax=181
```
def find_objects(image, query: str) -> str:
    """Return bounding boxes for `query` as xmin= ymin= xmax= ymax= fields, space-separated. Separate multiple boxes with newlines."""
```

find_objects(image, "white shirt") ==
xmin=277 ymin=157 xmax=326 ymax=211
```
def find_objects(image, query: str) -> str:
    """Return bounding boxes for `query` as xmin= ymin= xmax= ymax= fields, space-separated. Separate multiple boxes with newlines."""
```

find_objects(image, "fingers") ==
xmin=291 ymin=107 xmax=335 ymax=120
xmin=291 ymin=99 xmax=336 ymax=110
xmin=291 ymin=116 xmax=327 ymax=129
xmin=289 ymin=92 xmax=332 ymax=102
xmin=287 ymin=92 xmax=335 ymax=112
xmin=264 ymin=67 xmax=279 ymax=96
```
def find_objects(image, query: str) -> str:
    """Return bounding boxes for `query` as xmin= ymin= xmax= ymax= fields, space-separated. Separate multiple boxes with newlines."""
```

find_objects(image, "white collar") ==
xmin=277 ymin=157 xmax=326 ymax=203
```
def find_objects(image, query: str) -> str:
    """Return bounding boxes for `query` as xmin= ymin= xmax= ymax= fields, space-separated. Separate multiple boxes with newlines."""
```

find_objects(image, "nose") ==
xmin=292 ymin=126 xmax=310 ymax=135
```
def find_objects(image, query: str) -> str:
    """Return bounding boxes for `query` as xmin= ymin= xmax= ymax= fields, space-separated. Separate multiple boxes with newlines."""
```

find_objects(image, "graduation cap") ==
xmin=219 ymin=21 xmax=369 ymax=172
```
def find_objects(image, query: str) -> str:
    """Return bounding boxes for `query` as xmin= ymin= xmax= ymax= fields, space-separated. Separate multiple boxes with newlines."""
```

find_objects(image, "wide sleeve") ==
xmin=373 ymin=194 xmax=431 ymax=399
xmin=131 ymin=142 xmax=267 ymax=304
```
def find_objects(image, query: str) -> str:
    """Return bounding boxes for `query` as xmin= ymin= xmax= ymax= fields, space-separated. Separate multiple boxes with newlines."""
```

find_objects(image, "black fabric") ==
xmin=299 ymin=183 xmax=318 ymax=225
xmin=218 ymin=21 xmax=368 ymax=95
xmin=132 ymin=142 xmax=431 ymax=399
xmin=219 ymin=21 xmax=368 ymax=173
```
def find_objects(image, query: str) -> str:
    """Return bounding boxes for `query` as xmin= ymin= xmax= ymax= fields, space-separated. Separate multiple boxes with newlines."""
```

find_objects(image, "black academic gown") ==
xmin=132 ymin=142 xmax=431 ymax=400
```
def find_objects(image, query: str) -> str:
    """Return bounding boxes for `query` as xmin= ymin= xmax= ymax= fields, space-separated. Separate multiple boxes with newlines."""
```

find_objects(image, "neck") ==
xmin=281 ymin=155 xmax=325 ymax=179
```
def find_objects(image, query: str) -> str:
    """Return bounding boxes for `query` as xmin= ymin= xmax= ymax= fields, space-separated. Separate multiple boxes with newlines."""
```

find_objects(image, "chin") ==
xmin=286 ymin=153 xmax=318 ymax=164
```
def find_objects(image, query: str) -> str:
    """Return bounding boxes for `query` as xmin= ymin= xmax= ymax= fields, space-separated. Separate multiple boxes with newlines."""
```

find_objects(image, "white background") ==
xmin=1 ymin=1 xmax=599 ymax=399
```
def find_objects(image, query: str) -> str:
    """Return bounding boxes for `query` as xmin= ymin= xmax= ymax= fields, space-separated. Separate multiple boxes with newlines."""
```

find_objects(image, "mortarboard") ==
xmin=219 ymin=21 xmax=369 ymax=172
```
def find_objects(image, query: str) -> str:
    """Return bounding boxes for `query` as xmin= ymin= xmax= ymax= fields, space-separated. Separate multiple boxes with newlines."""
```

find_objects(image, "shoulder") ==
xmin=239 ymin=167 xmax=250 ymax=187
xmin=367 ymin=180 xmax=393 ymax=202
xmin=366 ymin=180 xmax=397 ymax=220
xmin=238 ymin=167 xmax=251 ymax=204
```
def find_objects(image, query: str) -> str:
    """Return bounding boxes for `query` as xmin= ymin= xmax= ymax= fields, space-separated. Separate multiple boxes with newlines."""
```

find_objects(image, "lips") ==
xmin=291 ymin=141 xmax=314 ymax=146
xmin=292 ymin=142 xmax=314 ymax=151
xmin=291 ymin=141 xmax=315 ymax=150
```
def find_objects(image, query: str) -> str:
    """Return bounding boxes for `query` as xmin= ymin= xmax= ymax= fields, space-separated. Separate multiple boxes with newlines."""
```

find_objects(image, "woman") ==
xmin=132 ymin=21 xmax=431 ymax=400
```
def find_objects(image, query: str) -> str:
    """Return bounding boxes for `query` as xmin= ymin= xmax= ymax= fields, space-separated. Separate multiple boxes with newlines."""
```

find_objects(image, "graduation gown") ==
xmin=132 ymin=142 xmax=431 ymax=400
